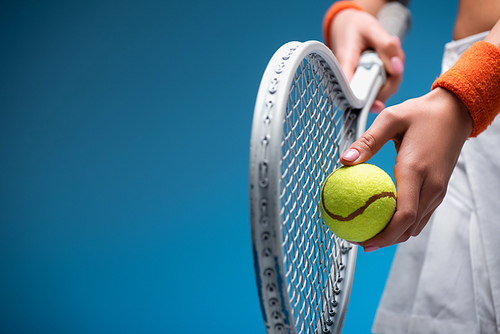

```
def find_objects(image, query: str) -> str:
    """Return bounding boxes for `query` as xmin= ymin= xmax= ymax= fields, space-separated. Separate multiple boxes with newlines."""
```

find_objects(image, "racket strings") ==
xmin=280 ymin=54 xmax=357 ymax=333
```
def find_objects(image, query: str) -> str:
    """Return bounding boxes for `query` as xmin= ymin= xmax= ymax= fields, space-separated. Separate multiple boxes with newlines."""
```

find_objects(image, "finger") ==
xmin=389 ymin=50 xmax=405 ymax=76
xmin=370 ymin=100 xmax=385 ymax=113
xmin=404 ymin=173 xmax=447 ymax=237
xmin=377 ymin=65 xmax=404 ymax=102
xmin=410 ymin=210 xmax=434 ymax=238
xmin=361 ymin=184 xmax=438 ymax=249
xmin=379 ymin=42 xmax=404 ymax=101
xmin=363 ymin=26 xmax=405 ymax=101
xmin=392 ymin=204 xmax=436 ymax=245
xmin=385 ymin=39 xmax=405 ymax=76
xmin=359 ymin=165 xmax=422 ymax=250
xmin=367 ymin=32 xmax=405 ymax=77
xmin=373 ymin=37 xmax=405 ymax=102
xmin=340 ymin=106 xmax=403 ymax=165
xmin=336 ymin=47 xmax=362 ymax=82
xmin=359 ymin=156 xmax=448 ymax=250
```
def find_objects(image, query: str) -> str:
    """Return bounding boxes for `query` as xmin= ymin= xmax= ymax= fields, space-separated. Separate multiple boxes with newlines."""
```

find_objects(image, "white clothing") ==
xmin=372 ymin=31 xmax=500 ymax=334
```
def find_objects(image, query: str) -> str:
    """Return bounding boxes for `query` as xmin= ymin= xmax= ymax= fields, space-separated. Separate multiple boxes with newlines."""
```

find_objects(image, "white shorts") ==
xmin=372 ymin=31 xmax=500 ymax=334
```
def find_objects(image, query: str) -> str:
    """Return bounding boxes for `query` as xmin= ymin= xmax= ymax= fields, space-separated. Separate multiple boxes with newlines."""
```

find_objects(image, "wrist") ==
xmin=430 ymin=87 xmax=473 ymax=139
xmin=432 ymin=41 xmax=500 ymax=137
xmin=323 ymin=1 xmax=365 ymax=48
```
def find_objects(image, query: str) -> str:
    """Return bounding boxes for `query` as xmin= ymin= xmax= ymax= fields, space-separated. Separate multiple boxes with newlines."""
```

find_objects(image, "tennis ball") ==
xmin=319 ymin=163 xmax=396 ymax=242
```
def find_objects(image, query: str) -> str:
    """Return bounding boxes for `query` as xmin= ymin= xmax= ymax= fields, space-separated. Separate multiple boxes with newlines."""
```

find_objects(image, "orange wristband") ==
xmin=432 ymin=41 xmax=500 ymax=137
xmin=323 ymin=1 xmax=365 ymax=49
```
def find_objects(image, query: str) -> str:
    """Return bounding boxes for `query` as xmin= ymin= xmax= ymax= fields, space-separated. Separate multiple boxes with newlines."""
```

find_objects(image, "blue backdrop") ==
xmin=1 ymin=0 xmax=456 ymax=333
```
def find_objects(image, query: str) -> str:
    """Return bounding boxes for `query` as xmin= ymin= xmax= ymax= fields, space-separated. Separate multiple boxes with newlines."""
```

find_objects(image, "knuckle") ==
xmin=380 ymin=106 xmax=403 ymax=124
xmin=357 ymin=132 xmax=377 ymax=153
xmin=397 ymin=160 xmax=425 ymax=180
xmin=412 ymin=164 xmax=427 ymax=178
xmin=398 ymin=209 xmax=418 ymax=226
xmin=403 ymin=159 xmax=428 ymax=178
xmin=380 ymin=36 xmax=402 ymax=56
xmin=411 ymin=228 xmax=422 ymax=237
xmin=421 ymin=174 xmax=448 ymax=203
xmin=380 ymin=39 xmax=393 ymax=53
xmin=379 ymin=105 xmax=410 ymax=134
xmin=366 ymin=16 xmax=382 ymax=31
xmin=399 ymin=231 xmax=412 ymax=243
xmin=429 ymin=180 xmax=447 ymax=201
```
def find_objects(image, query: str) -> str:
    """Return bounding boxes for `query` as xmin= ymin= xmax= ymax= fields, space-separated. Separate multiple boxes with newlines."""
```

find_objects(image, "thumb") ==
xmin=340 ymin=110 xmax=398 ymax=165
xmin=340 ymin=132 xmax=380 ymax=165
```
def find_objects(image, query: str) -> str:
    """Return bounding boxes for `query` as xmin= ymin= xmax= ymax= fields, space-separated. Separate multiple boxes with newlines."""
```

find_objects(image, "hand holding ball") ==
xmin=319 ymin=164 xmax=396 ymax=242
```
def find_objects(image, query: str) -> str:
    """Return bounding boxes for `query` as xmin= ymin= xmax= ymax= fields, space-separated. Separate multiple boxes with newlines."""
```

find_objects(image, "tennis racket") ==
xmin=249 ymin=3 xmax=410 ymax=334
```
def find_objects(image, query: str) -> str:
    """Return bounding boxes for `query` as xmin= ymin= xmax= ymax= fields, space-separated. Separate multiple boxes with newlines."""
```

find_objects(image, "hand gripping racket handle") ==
xmin=350 ymin=2 xmax=411 ymax=136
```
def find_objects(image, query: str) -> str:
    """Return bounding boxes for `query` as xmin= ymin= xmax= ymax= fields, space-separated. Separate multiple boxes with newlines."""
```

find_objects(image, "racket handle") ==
xmin=350 ymin=2 xmax=411 ymax=136
xmin=378 ymin=1 xmax=411 ymax=41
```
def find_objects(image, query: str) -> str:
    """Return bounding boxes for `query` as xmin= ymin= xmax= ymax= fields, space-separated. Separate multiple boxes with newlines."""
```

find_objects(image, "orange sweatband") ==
xmin=323 ymin=1 xmax=364 ymax=49
xmin=432 ymin=41 xmax=500 ymax=137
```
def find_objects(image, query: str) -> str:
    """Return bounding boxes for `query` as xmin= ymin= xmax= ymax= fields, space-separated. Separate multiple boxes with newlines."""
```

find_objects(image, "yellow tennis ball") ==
xmin=319 ymin=163 xmax=396 ymax=242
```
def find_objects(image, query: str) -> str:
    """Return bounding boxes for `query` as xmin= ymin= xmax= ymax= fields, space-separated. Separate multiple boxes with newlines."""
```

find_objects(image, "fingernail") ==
xmin=391 ymin=56 xmax=404 ymax=74
xmin=364 ymin=245 xmax=379 ymax=253
xmin=370 ymin=102 xmax=384 ymax=113
xmin=342 ymin=149 xmax=359 ymax=162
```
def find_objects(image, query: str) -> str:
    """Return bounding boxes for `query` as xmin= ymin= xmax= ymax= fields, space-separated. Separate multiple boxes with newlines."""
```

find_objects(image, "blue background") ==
xmin=1 ymin=0 xmax=456 ymax=333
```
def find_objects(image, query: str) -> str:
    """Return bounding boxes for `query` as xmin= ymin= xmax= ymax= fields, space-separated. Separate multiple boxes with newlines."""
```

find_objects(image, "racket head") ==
xmin=249 ymin=5 xmax=411 ymax=333
xmin=249 ymin=41 xmax=366 ymax=334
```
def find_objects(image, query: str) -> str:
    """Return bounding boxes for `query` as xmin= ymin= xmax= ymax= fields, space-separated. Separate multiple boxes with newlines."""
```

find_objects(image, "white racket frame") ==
xmin=249 ymin=40 xmax=376 ymax=334
xmin=249 ymin=3 xmax=410 ymax=334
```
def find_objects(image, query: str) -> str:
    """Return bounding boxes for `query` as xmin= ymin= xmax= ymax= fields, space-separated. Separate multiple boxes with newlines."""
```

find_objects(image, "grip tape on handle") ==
xmin=378 ymin=2 xmax=411 ymax=40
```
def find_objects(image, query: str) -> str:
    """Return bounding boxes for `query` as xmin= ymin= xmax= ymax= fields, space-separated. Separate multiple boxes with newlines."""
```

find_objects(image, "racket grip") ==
xmin=377 ymin=2 xmax=411 ymax=41
xmin=349 ymin=2 xmax=410 ymax=135
xmin=351 ymin=2 xmax=411 ymax=96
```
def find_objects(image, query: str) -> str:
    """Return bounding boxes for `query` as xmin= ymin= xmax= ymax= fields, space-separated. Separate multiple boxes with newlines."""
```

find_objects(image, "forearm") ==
xmin=455 ymin=0 xmax=500 ymax=39
xmin=484 ymin=18 xmax=500 ymax=48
